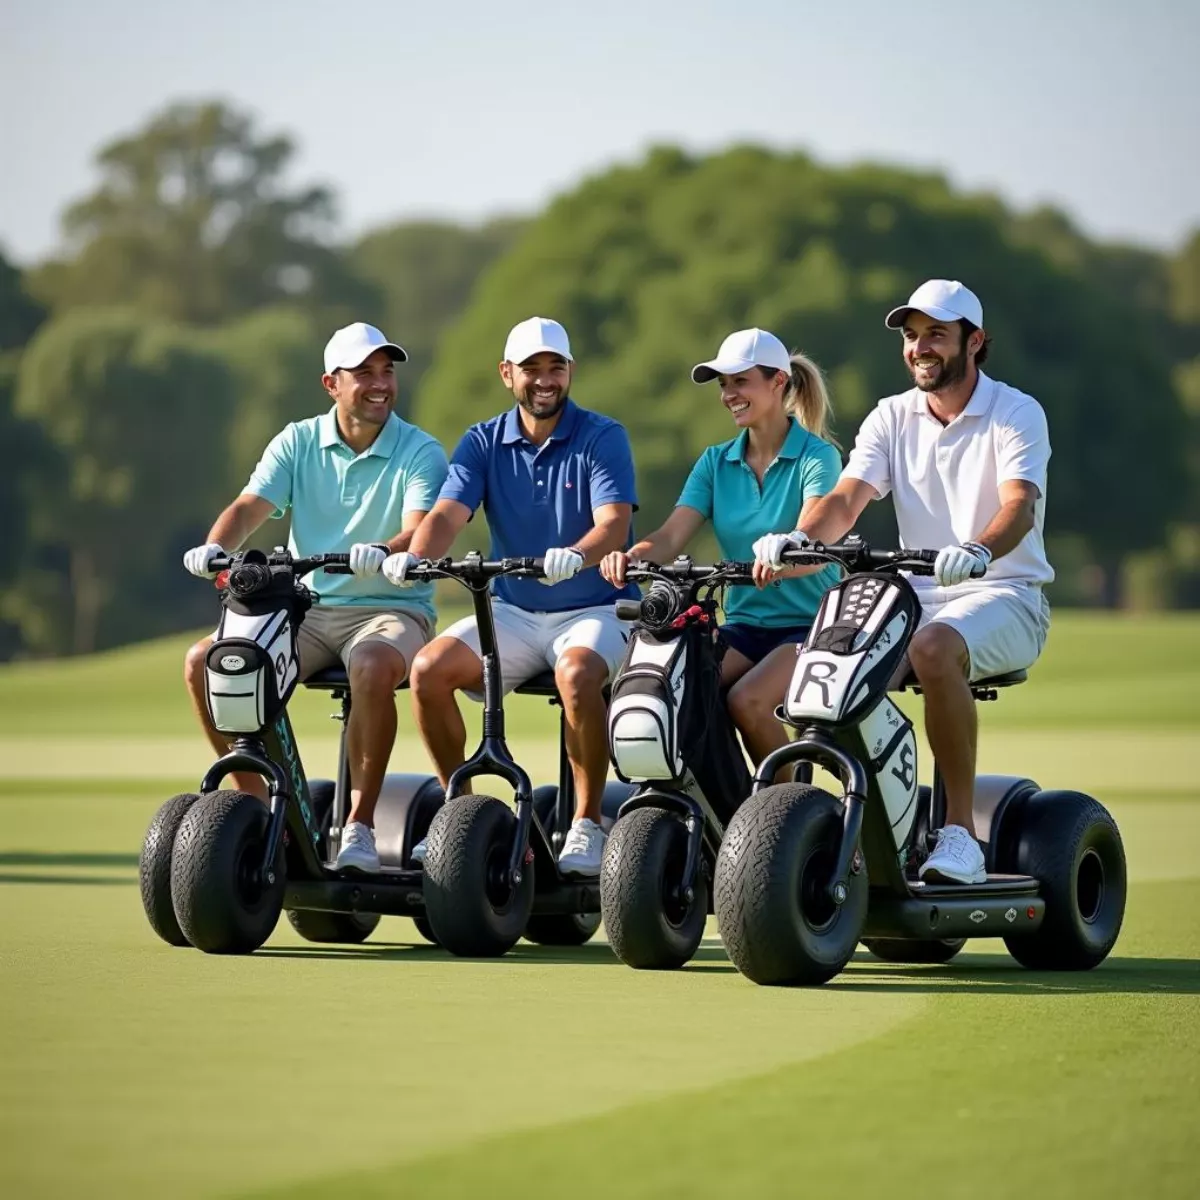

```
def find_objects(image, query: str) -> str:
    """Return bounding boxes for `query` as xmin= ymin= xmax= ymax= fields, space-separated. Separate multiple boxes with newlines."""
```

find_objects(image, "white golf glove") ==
xmin=752 ymin=530 xmax=810 ymax=571
xmin=541 ymin=546 xmax=585 ymax=585
xmin=934 ymin=542 xmax=992 ymax=587
xmin=381 ymin=551 xmax=420 ymax=588
xmin=183 ymin=542 xmax=225 ymax=579
xmin=349 ymin=542 xmax=389 ymax=577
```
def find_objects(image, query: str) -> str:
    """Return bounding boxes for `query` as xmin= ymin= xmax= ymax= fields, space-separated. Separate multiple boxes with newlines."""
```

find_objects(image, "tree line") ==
xmin=2 ymin=102 xmax=1197 ymax=660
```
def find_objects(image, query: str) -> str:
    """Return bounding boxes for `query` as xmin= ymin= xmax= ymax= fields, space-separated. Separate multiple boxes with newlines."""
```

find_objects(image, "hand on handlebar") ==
xmin=184 ymin=542 xmax=225 ymax=579
xmin=348 ymin=542 xmax=390 ymax=577
xmin=933 ymin=542 xmax=992 ymax=586
xmin=540 ymin=546 xmax=584 ymax=585
xmin=382 ymin=551 xmax=420 ymax=588
xmin=600 ymin=549 xmax=640 ymax=586
xmin=751 ymin=530 xmax=810 ymax=589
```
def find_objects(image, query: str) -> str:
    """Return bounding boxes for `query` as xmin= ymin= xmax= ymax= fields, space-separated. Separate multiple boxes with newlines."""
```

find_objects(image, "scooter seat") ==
xmin=303 ymin=666 xmax=410 ymax=692
xmin=894 ymin=667 xmax=1027 ymax=693
xmin=514 ymin=670 xmax=559 ymax=697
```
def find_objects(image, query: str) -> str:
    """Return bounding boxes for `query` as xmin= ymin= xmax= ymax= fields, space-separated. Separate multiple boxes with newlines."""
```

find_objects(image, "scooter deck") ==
xmin=909 ymin=873 xmax=1039 ymax=898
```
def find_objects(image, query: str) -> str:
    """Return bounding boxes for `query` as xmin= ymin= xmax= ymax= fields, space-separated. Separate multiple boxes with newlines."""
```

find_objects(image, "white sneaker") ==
xmin=336 ymin=821 xmax=380 ymax=873
xmin=919 ymin=824 xmax=986 ymax=885
xmin=409 ymin=838 xmax=427 ymax=865
xmin=557 ymin=818 xmax=606 ymax=878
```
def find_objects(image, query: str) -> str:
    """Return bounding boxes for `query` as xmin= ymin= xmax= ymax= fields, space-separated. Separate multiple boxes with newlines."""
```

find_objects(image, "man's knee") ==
xmin=410 ymin=637 xmax=479 ymax=698
xmin=554 ymin=649 xmax=608 ymax=708
xmin=908 ymin=624 xmax=969 ymax=685
xmin=348 ymin=642 xmax=406 ymax=699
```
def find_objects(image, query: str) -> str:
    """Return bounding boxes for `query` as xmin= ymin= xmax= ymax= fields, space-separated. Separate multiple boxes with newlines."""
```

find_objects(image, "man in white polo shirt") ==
xmin=754 ymin=279 xmax=1052 ymax=885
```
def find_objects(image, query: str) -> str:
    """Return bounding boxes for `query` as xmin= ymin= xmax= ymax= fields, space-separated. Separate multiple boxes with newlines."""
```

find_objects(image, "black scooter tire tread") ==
xmin=601 ymin=806 xmax=707 ymax=970
xmin=139 ymin=792 xmax=201 ymax=946
xmin=1000 ymin=790 xmax=1126 ymax=971
xmin=715 ymin=784 xmax=868 ymax=986
xmin=422 ymin=795 xmax=534 ymax=957
xmin=523 ymin=911 xmax=602 ymax=947
xmin=861 ymin=937 xmax=966 ymax=964
xmin=171 ymin=790 xmax=285 ymax=955
xmin=286 ymin=907 xmax=380 ymax=944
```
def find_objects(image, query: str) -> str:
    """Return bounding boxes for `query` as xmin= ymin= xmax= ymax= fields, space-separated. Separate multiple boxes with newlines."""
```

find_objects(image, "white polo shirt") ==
xmin=842 ymin=372 xmax=1054 ymax=589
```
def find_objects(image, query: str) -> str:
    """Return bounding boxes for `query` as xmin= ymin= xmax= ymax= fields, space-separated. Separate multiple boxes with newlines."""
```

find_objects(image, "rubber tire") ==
xmin=171 ymin=790 xmax=286 ymax=954
xmin=862 ymin=937 xmax=966 ymax=964
xmin=523 ymin=911 xmax=602 ymax=947
xmin=286 ymin=907 xmax=379 ymax=944
xmin=999 ymin=790 xmax=1126 ymax=970
xmin=600 ymin=806 xmax=707 ymax=970
xmin=139 ymin=792 xmax=201 ymax=946
xmin=412 ymin=914 xmax=440 ymax=946
xmin=422 ymin=795 xmax=534 ymax=957
xmin=715 ymin=784 xmax=868 ymax=986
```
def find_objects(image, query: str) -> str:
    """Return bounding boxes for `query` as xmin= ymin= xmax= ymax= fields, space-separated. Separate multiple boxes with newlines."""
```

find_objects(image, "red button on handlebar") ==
xmin=214 ymin=570 xmax=230 ymax=590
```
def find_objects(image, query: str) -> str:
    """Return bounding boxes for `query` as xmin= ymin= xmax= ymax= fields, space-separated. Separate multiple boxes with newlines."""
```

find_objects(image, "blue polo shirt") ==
xmin=439 ymin=400 xmax=639 ymax=612
xmin=678 ymin=418 xmax=841 ymax=628
xmin=246 ymin=408 xmax=448 ymax=623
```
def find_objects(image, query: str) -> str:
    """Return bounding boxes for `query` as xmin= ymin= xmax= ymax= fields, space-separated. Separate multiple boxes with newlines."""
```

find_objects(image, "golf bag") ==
xmin=204 ymin=554 xmax=312 ymax=735
xmin=608 ymin=600 xmax=751 ymax=817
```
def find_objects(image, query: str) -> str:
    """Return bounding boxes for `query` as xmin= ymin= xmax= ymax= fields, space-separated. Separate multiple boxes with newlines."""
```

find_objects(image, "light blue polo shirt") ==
xmin=245 ymin=408 xmax=448 ymax=623
xmin=678 ymin=418 xmax=842 ymax=628
xmin=439 ymin=400 xmax=639 ymax=613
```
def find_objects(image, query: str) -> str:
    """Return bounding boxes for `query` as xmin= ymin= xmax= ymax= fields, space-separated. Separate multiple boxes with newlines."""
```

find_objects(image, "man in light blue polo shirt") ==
xmin=182 ymin=321 xmax=448 ymax=873
xmin=383 ymin=317 xmax=637 ymax=877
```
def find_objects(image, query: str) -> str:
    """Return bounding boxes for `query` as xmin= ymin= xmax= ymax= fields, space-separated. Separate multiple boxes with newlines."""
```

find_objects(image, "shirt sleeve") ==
xmin=996 ymin=399 xmax=1051 ymax=494
xmin=676 ymin=449 xmax=715 ymax=519
xmin=800 ymin=440 xmax=843 ymax=503
xmin=403 ymin=437 xmax=450 ymax=515
xmin=244 ymin=426 xmax=296 ymax=518
xmin=438 ymin=428 xmax=488 ymax=514
xmin=841 ymin=404 xmax=893 ymax=499
xmin=588 ymin=424 xmax=639 ymax=510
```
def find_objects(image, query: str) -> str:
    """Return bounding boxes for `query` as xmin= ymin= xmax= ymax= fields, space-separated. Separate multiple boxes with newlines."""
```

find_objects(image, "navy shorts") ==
xmin=719 ymin=622 xmax=810 ymax=666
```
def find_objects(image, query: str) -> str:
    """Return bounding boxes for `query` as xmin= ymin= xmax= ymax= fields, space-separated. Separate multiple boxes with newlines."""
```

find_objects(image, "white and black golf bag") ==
xmin=784 ymin=572 xmax=922 ymax=850
xmin=204 ymin=562 xmax=310 ymax=736
xmin=608 ymin=607 xmax=751 ymax=823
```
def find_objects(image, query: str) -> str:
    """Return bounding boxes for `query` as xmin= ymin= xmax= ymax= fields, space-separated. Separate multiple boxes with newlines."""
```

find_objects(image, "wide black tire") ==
xmin=139 ymin=792 xmax=201 ymax=946
xmin=715 ymin=784 xmax=867 ymax=986
xmin=523 ymin=911 xmax=602 ymax=947
xmin=422 ymin=795 xmax=534 ymax=957
xmin=171 ymin=790 xmax=285 ymax=954
xmin=1000 ymin=790 xmax=1126 ymax=970
xmin=412 ymin=914 xmax=440 ymax=946
xmin=862 ymin=937 xmax=967 ymax=964
xmin=600 ymin=806 xmax=707 ymax=970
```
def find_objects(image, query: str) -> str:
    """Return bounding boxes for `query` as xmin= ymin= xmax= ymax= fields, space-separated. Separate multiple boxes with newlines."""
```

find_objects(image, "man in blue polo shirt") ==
xmin=182 ymin=321 xmax=448 ymax=874
xmin=384 ymin=317 xmax=637 ymax=877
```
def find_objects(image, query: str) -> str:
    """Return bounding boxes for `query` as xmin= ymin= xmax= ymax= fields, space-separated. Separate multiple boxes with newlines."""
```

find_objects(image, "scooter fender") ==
xmin=372 ymin=773 xmax=446 ymax=868
xmin=973 ymin=774 xmax=1040 ymax=871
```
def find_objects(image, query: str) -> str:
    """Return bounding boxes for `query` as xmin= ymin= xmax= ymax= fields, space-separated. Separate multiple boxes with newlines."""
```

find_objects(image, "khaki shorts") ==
xmin=296 ymin=605 xmax=432 ymax=681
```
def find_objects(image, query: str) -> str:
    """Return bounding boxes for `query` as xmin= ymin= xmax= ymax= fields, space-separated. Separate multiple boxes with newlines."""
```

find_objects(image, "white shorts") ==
xmin=916 ymin=583 xmax=1050 ymax=682
xmin=440 ymin=601 xmax=631 ymax=698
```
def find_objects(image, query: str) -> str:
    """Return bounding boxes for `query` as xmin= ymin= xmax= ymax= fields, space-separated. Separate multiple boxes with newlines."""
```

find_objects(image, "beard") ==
xmin=908 ymin=346 xmax=970 ymax=393
xmin=515 ymin=384 xmax=567 ymax=420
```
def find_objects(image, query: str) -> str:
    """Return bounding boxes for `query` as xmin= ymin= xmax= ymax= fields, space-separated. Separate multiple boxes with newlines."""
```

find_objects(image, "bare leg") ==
xmin=183 ymin=637 xmax=268 ymax=800
xmin=908 ymin=623 xmax=977 ymax=834
xmin=408 ymin=636 xmax=483 ymax=794
xmin=719 ymin=646 xmax=755 ymax=689
xmin=343 ymin=641 xmax=407 ymax=827
xmin=554 ymin=647 xmax=611 ymax=823
xmin=726 ymin=644 xmax=799 ymax=783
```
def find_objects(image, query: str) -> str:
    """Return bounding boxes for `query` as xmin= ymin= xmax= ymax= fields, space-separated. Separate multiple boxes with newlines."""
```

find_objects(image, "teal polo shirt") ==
xmin=677 ymin=418 xmax=841 ymax=628
xmin=245 ymin=408 xmax=448 ymax=623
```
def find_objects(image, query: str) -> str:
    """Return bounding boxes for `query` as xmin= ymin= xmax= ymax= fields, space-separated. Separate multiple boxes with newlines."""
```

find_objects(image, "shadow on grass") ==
xmin=0 ymin=851 xmax=139 ymax=887
xmin=0 ymin=872 xmax=133 ymax=886
xmin=0 ymin=851 xmax=139 ymax=868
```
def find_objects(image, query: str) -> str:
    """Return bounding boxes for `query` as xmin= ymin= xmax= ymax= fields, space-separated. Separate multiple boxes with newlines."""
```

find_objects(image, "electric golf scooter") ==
xmin=714 ymin=538 xmax=1127 ymax=986
xmin=408 ymin=552 xmax=635 ymax=958
xmin=601 ymin=557 xmax=755 ymax=970
xmin=139 ymin=548 xmax=445 ymax=954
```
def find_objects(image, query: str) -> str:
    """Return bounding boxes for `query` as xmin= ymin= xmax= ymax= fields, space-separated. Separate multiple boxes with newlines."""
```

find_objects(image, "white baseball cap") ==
xmin=885 ymin=280 xmax=984 ymax=330
xmin=323 ymin=322 xmax=407 ymax=374
xmin=692 ymin=328 xmax=792 ymax=384
xmin=503 ymin=316 xmax=573 ymax=364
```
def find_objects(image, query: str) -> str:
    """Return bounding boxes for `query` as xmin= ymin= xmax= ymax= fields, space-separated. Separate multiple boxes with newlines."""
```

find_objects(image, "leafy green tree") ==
xmin=351 ymin=217 xmax=527 ymax=415
xmin=13 ymin=309 xmax=238 ymax=654
xmin=414 ymin=145 xmax=1188 ymax=604
xmin=31 ymin=101 xmax=377 ymax=327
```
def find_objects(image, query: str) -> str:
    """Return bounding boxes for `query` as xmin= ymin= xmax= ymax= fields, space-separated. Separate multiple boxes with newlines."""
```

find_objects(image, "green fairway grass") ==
xmin=1 ymin=613 xmax=1198 ymax=1198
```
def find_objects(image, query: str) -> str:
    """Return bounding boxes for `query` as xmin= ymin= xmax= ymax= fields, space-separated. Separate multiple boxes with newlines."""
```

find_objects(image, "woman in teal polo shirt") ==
xmin=601 ymin=327 xmax=840 ymax=775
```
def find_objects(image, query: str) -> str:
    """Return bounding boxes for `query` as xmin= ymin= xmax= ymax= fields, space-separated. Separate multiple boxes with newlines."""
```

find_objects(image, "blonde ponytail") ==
xmin=782 ymin=351 xmax=839 ymax=448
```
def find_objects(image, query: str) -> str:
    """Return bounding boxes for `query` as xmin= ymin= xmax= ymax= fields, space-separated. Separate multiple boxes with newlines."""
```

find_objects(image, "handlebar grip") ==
xmin=915 ymin=549 xmax=938 ymax=564
xmin=323 ymin=565 xmax=355 ymax=575
xmin=614 ymin=598 xmax=644 ymax=622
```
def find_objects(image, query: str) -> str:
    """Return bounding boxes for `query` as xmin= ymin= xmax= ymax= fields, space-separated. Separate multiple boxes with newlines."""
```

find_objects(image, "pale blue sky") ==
xmin=2 ymin=0 xmax=1197 ymax=265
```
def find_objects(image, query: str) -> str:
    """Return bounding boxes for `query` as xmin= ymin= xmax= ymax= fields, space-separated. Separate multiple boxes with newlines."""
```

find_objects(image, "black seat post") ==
xmin=330 ymin=687 xmax=352 ymax=863
xmin=555 ymin=702 xmax=574 ymax=855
